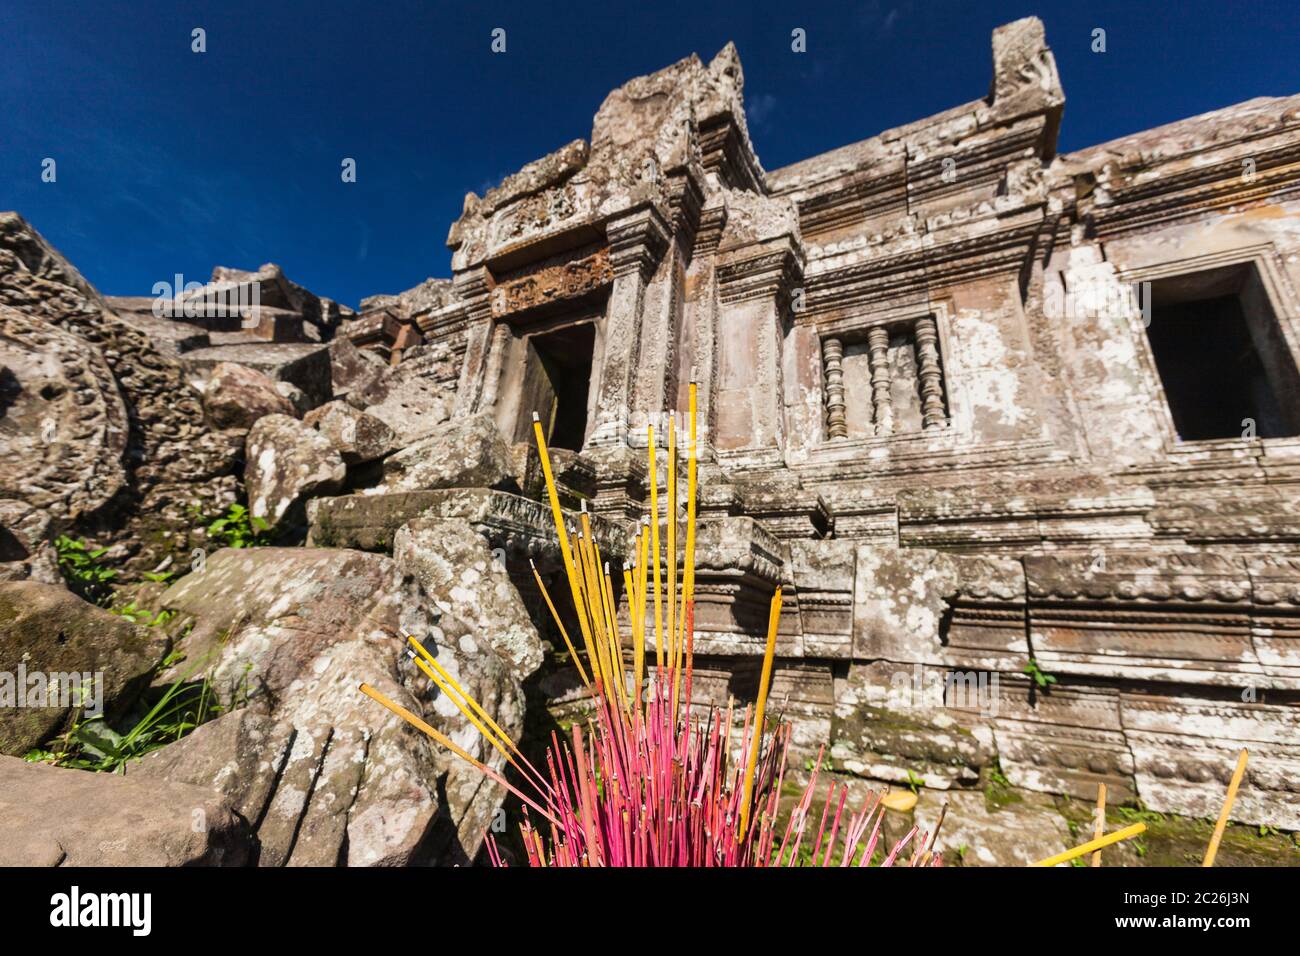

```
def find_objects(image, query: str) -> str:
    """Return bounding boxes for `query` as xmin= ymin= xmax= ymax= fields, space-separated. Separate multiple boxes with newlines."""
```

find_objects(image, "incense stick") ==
xmin=1203 ymin=748 xmax=1249 ymax=868
xmin=1091 ymin=783 xmax=1106 ymax=867
xmin=1031 ymin=822 xmax=1146 ymax=867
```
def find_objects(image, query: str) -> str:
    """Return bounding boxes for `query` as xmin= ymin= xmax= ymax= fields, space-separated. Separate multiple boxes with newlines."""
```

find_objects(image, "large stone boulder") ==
xmin=380 ymin=413 xmax=514 ymax=493
xmin=202 ymin=361 xmax=296 ymax=431
xmin=0 ymin=755 xmax=253 ymax=865
xmin=304 ymin=400 xmax=397 ymax=465
xmin=348 ymin=362 xmax=452 ymax=446
xmin=155 ymin=547 xmax=523 ymax=865
xmin=0 ymin=581 xmax=170 ymax=756
xmin=393 ymin=517 xmax=544 ymax=680
xmin=328 ymin=335 xmax=386 ymax=399
xmin=244 ymin=415 xmax=345 ymax=532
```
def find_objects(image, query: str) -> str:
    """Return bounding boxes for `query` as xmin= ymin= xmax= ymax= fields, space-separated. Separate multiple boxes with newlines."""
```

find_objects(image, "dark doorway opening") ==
xmin=1145 ymin=264 xmax=1300 ymax=441
xmin=529 ymin=322 xmax=595 ymax=451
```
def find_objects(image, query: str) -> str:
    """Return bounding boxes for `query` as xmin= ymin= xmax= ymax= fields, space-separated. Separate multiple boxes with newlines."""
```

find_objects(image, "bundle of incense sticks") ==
xmin=362 ymin=382 xmax=941 ymax=867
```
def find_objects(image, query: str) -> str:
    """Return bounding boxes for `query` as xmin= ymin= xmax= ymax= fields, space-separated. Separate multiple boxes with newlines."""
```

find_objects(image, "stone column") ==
xmin=822 ymin=336 xmax=847 ymax=439
xmin=588 ymin=206 xmax=671 ymax=448
xmin=714 ymin=237 xmax=803 ymax=462
xmin=450 ymin=268 xmax=494 ymax=417
xmin=868 ymin=325 xmax=894 ymax=437
xmin=914 ymin=315 xmax=947 ymax=429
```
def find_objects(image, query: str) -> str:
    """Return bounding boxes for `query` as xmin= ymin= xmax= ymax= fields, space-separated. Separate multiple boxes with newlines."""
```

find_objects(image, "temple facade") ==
xmin=340 ymin=18 xmax=1300 ymax=829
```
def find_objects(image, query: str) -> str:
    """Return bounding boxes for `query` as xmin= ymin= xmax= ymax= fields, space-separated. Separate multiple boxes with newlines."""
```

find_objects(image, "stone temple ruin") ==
xmin=1 ymin=17 xmax=1298 ymax=865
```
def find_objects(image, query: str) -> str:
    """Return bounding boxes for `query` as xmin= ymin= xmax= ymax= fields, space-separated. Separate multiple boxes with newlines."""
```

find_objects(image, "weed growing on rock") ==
xmin=205 ymin=502 xmax=271 ymax=549
xmin=54 ymin=534 xmax=117 ymax=606
xmin=26 ymin=654 xmax=219 ymax=773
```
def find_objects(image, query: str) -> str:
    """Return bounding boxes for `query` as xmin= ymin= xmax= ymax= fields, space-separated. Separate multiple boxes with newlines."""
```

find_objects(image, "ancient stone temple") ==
xmin=4 ymin=15 xmax=1297 ymax=866
xmin=337 ymin=17 xmax=1300 ymax=833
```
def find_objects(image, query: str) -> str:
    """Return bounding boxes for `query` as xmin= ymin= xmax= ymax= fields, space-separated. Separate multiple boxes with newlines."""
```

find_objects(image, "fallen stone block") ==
xmin=244 ymin=414 xmax=345 ymax=532
xmin=0 ymin=755 xmax=253 ymax=866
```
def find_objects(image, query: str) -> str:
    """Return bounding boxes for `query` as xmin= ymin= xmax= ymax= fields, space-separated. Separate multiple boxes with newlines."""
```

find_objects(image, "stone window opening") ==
xmin=517 ymin=321 xmax=596 ymax=451
xmin=821 ymin=315 xmax=948 ymax=441
xmin=1144 ymin=263 xmax=1300 ymax=441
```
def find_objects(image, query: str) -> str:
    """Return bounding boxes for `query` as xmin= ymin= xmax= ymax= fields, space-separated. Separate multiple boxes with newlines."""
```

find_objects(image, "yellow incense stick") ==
xmin=529 ymin=560 xmax=591 ymax=688
xmin=648 ymin=424 xmax=664 ymax=672
xmin=532 ymin=414 xmax=596 ymax=677
xmin=359 ymin=682 xmax=560 ymax=828
xmin=409 ymin=635 xmax=521 ymax=753
xmin=359 ymin=682 xmax=486 ymax=770
xmin=625 ymin=563 xmax=644 ymax=708
xmin=738 ymin=587 xmax=783 ymax=841
xmin=679 ymin=379 xmax=698 ymax=659
xmin=1091 ymin=783 xmax=1107 ymax=867
xmin=409 ymin=652 xmax=513 ymax=763
xmin=666 ymin=415 xmax=678 ymax=687
xmin=1203 ymin=748 xmax=1249 ymax=867
xmin=1031 ymin=822 xmax=1146 ymax=867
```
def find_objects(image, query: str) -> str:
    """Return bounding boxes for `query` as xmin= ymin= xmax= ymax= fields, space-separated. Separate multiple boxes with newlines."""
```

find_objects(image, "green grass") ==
xmin=25 ymin=654 xmax=220 ymax=773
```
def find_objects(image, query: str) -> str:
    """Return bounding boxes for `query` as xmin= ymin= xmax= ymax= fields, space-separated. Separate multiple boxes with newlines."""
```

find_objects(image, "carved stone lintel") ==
xmin=822 ymin=337 xmax=847 ymax=440
xmin=490 ymin=248 xmax=613 ymax=319
xmin=867 ymin=325 xmax=893 ymax=437
xmin=913 ymin=315 xmax=947 ymax=429
xmin=606 ymin=206 xmax=672 ymax=282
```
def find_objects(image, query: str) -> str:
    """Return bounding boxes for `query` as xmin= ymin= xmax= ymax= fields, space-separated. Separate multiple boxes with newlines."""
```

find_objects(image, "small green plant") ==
xmin=25 ymin=655 xmax=219 ymax=773
xmin=54 ymin=535 xmax=117 ymax=606
xmin=1116 ymin=802 xmax=1166 ymax=826
xmin=206 ymin=502 xmax=271 ymax=549
xmin=905 ymin=769 xmax=925 ymax=793
xmin=1258 ymin=823 xmax=1280 ymax=837
xmin=141 ymin=569 xmax=177 ymax=585
xmin=1023 ymin=658 xmax=1058 ymax=689
xmin=111 ymin=601 xmax=175 ymax=628
xmin=987 ymin=760 xmax=1011 ymax=789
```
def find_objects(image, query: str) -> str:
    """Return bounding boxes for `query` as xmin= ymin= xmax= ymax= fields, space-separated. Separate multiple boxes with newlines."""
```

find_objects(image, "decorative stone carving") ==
xmin=867 ymin=325 xmax=894 ymax=437
xmin=821 ymin=336 xmax=847 ymax=439
xmin=913 ymin=315 xmax=947 ymax=429
xmin=490 ymin=247 xmax=614 ymax=319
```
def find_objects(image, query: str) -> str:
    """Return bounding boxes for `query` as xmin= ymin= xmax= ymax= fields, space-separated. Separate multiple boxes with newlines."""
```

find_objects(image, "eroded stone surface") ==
xmin=393 ymin=516 xmax=544 ymax=680
xmin=380 ymin=412 xmax=514 ymax=493
xmin=304 ymin=400 xmax=397 ymax=465
xmin=157 ymin=547 xmax=523 ymax=865
xmin=203 ymin=361 xmax=297 ymax=431
xmin=245 ymin=414 xmax=345 ymax=531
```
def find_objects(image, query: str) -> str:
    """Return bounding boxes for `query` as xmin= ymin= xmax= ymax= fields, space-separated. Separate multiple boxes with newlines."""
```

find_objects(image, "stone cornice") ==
xmin=606 ymin=204 xmax=673 ymax=281
xmin=714 ymin=235 xmax=804 ymax=304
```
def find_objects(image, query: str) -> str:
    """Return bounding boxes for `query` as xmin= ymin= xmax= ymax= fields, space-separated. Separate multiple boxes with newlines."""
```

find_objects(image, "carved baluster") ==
xmin=867 ymin=325 xmax=893 ymax=437
xmin=822 ymin=337 xmax=848 ymax=439
xmin=914 ymin=315 xmax=947 ymax=429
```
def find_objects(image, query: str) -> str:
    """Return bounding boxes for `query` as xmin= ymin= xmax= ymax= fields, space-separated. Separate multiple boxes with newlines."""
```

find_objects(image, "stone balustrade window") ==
xmin=822 ymin=316 xmax=948 ymax=440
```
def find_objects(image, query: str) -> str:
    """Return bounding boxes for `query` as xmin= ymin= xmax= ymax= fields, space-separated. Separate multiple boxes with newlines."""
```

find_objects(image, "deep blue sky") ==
xmin=3 ymin=1 xmax=1297 ymax=309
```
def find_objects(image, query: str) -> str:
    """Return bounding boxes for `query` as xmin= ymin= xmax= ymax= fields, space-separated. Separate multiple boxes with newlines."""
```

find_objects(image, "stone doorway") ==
xmin=513 ymin=321 xmax=597 ymax=451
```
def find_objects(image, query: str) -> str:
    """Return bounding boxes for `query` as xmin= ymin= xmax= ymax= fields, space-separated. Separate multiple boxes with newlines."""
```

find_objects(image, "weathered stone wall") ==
xmin=0 ymin=214 xmax=239 ymax=576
